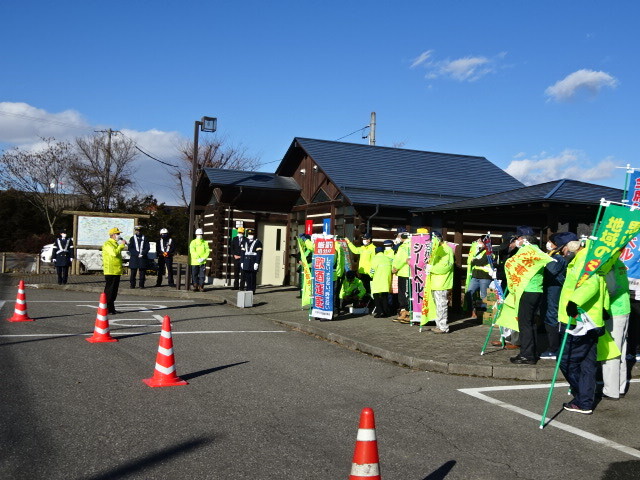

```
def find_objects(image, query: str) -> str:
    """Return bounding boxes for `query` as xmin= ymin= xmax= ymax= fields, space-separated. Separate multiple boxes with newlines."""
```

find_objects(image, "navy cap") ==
xmin=396 ymin=226 xmax=407 ymax=234
xmin=431 ymin=230 xmax=443 ymax=239
xmin=516 ymin=225 xmax=534 ymax=237
xmin=550 ymin=232 xmax=578 ymax=248
xmin=375 ymin=246 xmax=384 ymax=254
xmin=383 ymin=240 xmax=394 ymax=246
xmin=362 ymin=233 xmax=372 ymax=240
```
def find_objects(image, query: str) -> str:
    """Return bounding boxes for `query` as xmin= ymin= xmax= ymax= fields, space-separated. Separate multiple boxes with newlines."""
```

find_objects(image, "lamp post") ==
xmin=187 ymin=116 xmax=217 ymax=290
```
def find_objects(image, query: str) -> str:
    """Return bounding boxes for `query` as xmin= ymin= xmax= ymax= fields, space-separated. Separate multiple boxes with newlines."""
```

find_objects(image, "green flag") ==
xmin=576 ymin=204 xmax=640 ymax=287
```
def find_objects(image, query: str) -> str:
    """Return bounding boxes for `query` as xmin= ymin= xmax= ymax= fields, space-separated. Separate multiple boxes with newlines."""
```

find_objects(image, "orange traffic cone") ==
xmin=349 ymin=407 xmax=381 ymax=480
xmin=143 ymin=315 xmax=188 ymax=387
xmin=6 ymin=280 xmax=34 ymax=322
xmin=86 ymin=293 xmax=118 ymax=343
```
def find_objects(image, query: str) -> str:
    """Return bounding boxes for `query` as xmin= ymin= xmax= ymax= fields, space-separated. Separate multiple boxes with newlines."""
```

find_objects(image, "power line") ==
xmin=335 ymin=125 xmax=370 ymax=141
xmin=0 ymin=109 xmax=89 ymax=129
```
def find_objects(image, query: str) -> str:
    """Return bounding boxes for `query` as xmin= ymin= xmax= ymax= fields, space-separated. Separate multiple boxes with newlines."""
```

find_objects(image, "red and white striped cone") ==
xmin=6 ymin=280 xmax=34 ymax=322
xmin=143 ymin=315 xmax=188 ymax=387
xmin=349 ymin=407 xmax=381 ymax=480
xmin=86 ymin=293 xmax=118 ymax=343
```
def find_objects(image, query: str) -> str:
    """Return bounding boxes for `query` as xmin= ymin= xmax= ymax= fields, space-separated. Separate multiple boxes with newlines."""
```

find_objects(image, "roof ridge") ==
xmin=294 ymin=137 xmax=488 ymax=161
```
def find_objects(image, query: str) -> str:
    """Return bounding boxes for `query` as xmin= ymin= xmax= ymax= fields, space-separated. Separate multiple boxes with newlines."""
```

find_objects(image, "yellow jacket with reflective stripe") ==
xmin=102 ymin=238 xmax=126 ymax=275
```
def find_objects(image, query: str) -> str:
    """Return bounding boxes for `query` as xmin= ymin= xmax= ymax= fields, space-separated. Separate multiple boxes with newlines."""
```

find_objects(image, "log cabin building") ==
xmin=194 ymin=137 xmax=622 ymax=309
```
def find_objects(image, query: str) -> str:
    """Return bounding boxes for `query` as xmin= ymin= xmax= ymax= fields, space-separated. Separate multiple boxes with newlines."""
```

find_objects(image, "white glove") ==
xmin=254 ymin=263 xmax=259 ymax=270
xmin=489 ymin=268 xmax=497 ymax=279
xmin=197 ymin=258 xmax=205 ymax=263
xmin=139 ymin=254 xmax=143 ymax=258
xmin=70 ymin=258 xmax=73 ymax=263
xmin=52 ymin=259 xmax=56 ymax=263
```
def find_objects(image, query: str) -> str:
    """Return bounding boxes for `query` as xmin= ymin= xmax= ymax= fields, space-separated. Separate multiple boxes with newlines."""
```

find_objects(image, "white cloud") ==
xmin=411 ymin=50 xmax=503 ymax=82
xmin=0 ymin=102 xmax=185 ymax=204
xmin=545 ymin=69 xmax=618 ymax=102
xmin=411 ymin=50 xmax=433 ymax=68
xmin=505 ymin=149 xmax=616 ymax=185
xmin=0 ymin=102 xmax=92 ymax=143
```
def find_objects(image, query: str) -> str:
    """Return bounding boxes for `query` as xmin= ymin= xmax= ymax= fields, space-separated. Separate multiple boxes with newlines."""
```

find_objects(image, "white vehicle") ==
xmin=41 ymin=241 xmax=155 ymax=271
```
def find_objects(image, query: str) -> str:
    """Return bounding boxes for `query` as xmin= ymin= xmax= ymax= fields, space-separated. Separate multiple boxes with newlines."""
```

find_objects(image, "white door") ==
xmin=257 ymin=224 xmax=287 ymax=286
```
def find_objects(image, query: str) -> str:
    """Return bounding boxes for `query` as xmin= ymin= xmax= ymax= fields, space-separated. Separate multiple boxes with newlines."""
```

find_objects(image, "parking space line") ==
xmin=459 ymin=380 xmax=640 ymax=459
xmin=0 ymin=331 xmax=288 ymax=338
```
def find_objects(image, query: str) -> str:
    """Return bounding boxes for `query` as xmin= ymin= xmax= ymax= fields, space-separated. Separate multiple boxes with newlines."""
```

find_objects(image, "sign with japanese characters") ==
xmin=621 ymin=171 xmax=640 ymax=298
xmin=409 ymin=234 xmax=431 ymax=323
xmin=311 ymin=238 xmax=335 ymax=320
xmin=577 ymin=204 xmax=640 ymax=287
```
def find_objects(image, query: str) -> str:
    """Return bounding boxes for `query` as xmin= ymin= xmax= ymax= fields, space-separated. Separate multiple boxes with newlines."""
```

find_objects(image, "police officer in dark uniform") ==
xmin=128 ymin=226 xmax=150 ymax=289
xmin=52 ymin=229 xmax=74 ymax=285
xmin=241 ymin=228 xmax=262 ymax=294
xmin=155 ymin=228 xmax=176 ymax=287
xmin=230 ymin=227 xmax=248 ymax=290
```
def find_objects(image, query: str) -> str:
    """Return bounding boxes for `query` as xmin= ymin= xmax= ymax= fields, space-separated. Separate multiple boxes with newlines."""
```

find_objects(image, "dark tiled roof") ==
xmin=340 ymin=187 xmax=465 ymax=209
xmin=414 ymin=179 xmax=623 ymax=212
xmin=278 ymin=138 xmax=523 ymax=207
xmin=203 ymin=168 xmax=300 ymax=191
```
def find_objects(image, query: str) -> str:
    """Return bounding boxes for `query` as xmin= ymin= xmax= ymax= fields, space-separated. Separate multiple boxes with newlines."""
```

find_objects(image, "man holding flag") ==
xmin=496 ymin=226 xmax=553 ymax=365
xmin=422 ymin=231 xmax=455 ymax=333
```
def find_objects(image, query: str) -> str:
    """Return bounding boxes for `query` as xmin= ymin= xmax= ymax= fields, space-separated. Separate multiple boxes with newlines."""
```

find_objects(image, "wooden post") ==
xmin=36 ymin=254 xmax=41 ymax=274
xmin=452 ymin=219 xmax=464 ymax=312
xmin=177 ymin=263 xmax=183 ymax=290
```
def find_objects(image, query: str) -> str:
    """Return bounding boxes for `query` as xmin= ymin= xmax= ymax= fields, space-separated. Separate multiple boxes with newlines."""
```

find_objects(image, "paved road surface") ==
xmin=1 ymin=282 xmax=639 ymax=479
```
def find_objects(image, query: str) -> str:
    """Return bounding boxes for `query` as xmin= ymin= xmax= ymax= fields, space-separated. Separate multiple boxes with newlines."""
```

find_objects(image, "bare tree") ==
xmin=0 ymin=138 xmax=76 ymax=234
xmin=175 ymin=137 xmax=261 ymax=206
xmin=70 ymin=132 xmax=137 ymax=211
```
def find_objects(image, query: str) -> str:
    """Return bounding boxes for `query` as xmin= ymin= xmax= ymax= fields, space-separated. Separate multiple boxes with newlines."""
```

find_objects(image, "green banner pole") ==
xmin=539 ymin=317 xmax=574 ymax=429
xmin=480 ymin=287 xmax=509 ymax=355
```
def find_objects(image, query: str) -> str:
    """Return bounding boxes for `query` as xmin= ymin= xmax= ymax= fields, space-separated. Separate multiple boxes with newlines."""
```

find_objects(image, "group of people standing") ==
xmin=298 ymin=228 xmax=455 ymax=333
xmin=489 ymin=225 xmax=630 ymax=415
xmin=100 ymin=226 xmax=178 ymax=314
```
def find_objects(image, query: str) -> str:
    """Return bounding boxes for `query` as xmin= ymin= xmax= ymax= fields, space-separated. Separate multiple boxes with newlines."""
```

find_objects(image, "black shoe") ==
xmin=108 ymin=310 xmax=121 ymax=315
xmin=510 ymin=356 xmax=537 ymax=365
xmin=374 ymin=313 xmax=383 ymax=318
xmin=130 ymin=285 xmax=136 ymax=289
xmin=168 ymin=284 xmax=176 ymax=288
xmin=139 ymin=285 xmax=145 ymax=289
xmin=155 ymin=283 xmax=162 ymax=287
xmin=601 ymin=394 xmax=620 ymax=401
xmin=563 ymin=402 xmax=593 ymax=414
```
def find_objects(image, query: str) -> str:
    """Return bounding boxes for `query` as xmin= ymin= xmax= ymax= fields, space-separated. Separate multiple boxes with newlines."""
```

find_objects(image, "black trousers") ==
xmin=243 ymin=270 xmax=257 ymax=293
xmin=374 ymin=293 xmax=390 ymax=316
xmin=104 ymin=275 xmax=120 ymax=313
xmin=517 ymin=291 xmax=543 ymax=359
xmin=233 ymin=259 xmax=243 ymax=289
xmin=130 ymin=268 xmax=146 ymax=288
xmin=360 ymin=274 xmax=372 ymax=294
xmin=56 ymin=266 xmax=69 ymax=285
xmin=156 ymin=256 xmax=174 ymax=286
xmin=398 ymin=276 xmax=410 ymax=310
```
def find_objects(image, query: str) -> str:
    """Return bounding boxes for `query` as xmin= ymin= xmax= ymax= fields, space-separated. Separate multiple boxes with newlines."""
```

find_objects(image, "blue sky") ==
xmin=1 ymin=1 xmax=638 ymax=204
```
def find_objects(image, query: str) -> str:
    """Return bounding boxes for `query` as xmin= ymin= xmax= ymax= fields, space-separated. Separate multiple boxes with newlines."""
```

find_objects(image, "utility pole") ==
xmin=369 ymin=112 xmax=376 ymax=146
xmin=95 ymin=128 xmax=120 ymax=211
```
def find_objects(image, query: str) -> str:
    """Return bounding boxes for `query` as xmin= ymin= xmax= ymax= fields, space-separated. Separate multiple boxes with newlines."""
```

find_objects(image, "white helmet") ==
xmin=195 ymin=228 xmax=203 ymax=235
xmin=160 ymin=228 xmax=168 ymax=234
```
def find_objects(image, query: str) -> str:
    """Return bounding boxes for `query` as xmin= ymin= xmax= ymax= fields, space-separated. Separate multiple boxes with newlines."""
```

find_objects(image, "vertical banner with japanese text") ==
xmin=577 ymin=204 xmax=640 ymax=287
xmin=311 ymin=238 xmax=335 ymax=320
xmin=621 ymin=171 xmax=640 ymax=298
xmin=409 ymin=234 xmax=431 ymax=323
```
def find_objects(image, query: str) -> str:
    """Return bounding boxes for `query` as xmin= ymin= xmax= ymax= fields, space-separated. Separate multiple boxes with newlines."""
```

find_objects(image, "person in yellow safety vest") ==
xmin=339 ymin=270 xmax=367 ymax=313
xmin=426 ymin=231 xmax=455 ymax=333
xmin=392 ymin=232 xmax=411 ymax=323
xmin=383 ymin=239 xmax=395 ymax=258
xmin=189 ymin=228 xmax=211 ymax=292
xmin=370 ymin=246 xmax=393 ymax=317
xmin=102 ymin=227 xmax=128 ymax=315
xmin=557 ymin=240 xmax=608 ymax=415
xmin=464 ymin=239 xmax=494 ymax=318
xmin=346 ymin=233 xmax=376 ymax=294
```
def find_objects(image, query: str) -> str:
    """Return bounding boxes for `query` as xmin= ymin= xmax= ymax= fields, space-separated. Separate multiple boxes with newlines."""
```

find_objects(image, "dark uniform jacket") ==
xmin=128 ymin=234 xmax=150 ymax=269
xmin=241 ymin=239 xmax=263 ymax=271
xmin=52 ymin=237 xmax=74 ymax=267
xmin=156 ymin=236 xmax=176 ymax=258
xmin=231 ymin=235 xmax=248 ymax=258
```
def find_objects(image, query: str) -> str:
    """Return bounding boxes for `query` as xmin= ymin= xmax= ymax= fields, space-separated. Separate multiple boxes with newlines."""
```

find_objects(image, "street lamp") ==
xmin=188 ymin=116 xmax=217 ymax=290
